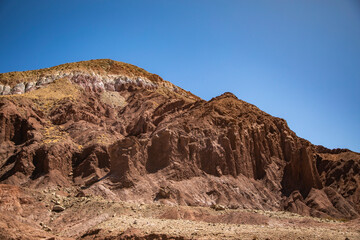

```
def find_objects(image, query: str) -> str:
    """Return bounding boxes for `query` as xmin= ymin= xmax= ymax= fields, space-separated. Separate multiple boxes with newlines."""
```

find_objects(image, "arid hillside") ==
xmin=0 ymin=59 xmax=359 ymax=239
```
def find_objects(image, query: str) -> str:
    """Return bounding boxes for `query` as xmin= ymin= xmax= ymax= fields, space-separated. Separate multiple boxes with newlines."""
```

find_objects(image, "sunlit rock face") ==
xmin=0 ymin=71 xmax=178 ymax=95
xmin=0 ymin=59 xmax=359 ymax=222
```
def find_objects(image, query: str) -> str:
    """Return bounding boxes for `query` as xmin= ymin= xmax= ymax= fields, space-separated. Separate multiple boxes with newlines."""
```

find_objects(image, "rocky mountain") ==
xmin=0 ymin=59 xmax=359 ymax=239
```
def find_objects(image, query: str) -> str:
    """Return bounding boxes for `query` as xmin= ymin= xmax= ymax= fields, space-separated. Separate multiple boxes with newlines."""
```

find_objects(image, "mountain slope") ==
xmin=0 ymin=59 xmax=359 ymax=238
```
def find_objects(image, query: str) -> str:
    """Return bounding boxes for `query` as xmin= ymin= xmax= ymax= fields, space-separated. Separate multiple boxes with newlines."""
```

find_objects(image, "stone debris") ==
xmin=52 ymin=204 xmax=65 ymax=212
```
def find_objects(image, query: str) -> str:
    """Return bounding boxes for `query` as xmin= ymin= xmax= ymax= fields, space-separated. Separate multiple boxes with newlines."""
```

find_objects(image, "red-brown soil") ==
xmin=0 ymin=59 xmax=359 ymax=239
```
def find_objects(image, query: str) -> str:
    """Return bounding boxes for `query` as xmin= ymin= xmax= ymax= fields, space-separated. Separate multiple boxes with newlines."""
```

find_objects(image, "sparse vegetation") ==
xmin=0 ymin=59 xmax=163 ymax=86
xmin=0 ymin=79 xmax=79 ymax=145
xmin=41 ymin=122 xmax=69 ymax=145
xmin=0 ymin=78 xmax=80 ymax=115
xmin=100 ymin=91 xmax=127 ymax=108
xmin=95 ymin=133 xmax=113 ymax=145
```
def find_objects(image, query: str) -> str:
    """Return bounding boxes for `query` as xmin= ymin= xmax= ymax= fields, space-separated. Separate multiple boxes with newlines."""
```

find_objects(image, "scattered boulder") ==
xmin=52 ymin=204 xmax=65 ymax=212
xmin=156 ymin=186 xmax=171 ymax=199
xmin=75 ymin=190 xmax=86 ymax=197
xmin=211 ymin=204 xmax=226 ymax=211
xmin=40 ymin=222 xmax=52 ymax=232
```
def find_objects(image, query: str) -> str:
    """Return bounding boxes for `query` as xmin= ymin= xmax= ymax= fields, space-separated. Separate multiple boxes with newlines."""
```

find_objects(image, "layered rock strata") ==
xmin=0 ymin=59 xmax=358 ymax=221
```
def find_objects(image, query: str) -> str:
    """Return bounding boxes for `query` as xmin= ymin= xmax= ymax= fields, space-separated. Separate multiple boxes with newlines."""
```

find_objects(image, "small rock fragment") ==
xmin=211 ymin=204 xmax=226 ymax=211
xmin=52 ymin=204 xmax=65 ymax=212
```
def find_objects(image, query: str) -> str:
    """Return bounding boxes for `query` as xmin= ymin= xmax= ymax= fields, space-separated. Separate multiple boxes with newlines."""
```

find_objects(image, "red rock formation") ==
xmin=0 ymin=59 xmax=359 ymax=221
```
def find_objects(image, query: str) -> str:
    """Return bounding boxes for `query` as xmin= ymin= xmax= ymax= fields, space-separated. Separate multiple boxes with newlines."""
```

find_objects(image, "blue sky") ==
xmin=0 ymin=0 xmax=359 ymax=151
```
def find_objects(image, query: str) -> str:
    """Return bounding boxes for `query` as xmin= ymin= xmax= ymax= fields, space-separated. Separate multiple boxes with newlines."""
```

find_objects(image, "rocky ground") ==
xmin=0 ymin=184 xmax=359 ymax=240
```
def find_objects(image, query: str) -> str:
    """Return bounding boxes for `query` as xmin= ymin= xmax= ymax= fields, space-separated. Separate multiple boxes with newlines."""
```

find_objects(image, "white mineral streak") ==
xmin=11 ymin=83 xmax=26 ymax=94
xmin=25 ymin=82 xmax=36 ymax=92
xmin=1 ymin=85 xmax=11 ymax=95
xmin=0 ymin=70 xmax=190 ymax=97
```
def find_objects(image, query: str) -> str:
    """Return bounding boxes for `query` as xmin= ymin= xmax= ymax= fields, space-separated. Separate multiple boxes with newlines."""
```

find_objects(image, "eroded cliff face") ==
xmin=0 ymin=59 xmax=358 ymax=220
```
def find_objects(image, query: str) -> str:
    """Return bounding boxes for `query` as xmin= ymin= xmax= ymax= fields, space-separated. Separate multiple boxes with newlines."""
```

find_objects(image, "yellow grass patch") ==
xmin=100 ymin=91 xmax=127 ymax=108
xmin=41 ymin=122 xmax=69 ymax=145
xmin=0 ymin=78 xmax=81 ymax=115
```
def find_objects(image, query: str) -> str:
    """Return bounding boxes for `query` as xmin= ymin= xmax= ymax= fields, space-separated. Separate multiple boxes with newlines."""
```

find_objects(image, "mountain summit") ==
xmin=0 ymin=60 xmax=359 ymax=239
xmin=0 ymin=59 xmax=198 ymax=100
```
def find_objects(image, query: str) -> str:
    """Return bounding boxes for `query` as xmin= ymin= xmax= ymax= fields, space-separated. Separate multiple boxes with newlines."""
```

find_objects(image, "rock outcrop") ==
xmin=0 ymin=59 xmax=359 ymax=222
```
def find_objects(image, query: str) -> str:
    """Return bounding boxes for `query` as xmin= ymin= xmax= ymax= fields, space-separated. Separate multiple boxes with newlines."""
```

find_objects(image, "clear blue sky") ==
xmin=0 ymin=0 xmax=359 ymax=151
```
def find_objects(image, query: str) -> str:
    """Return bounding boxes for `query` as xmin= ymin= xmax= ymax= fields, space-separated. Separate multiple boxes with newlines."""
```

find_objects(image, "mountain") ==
xmin=0 ymin=59 xmax=359 ymax=239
